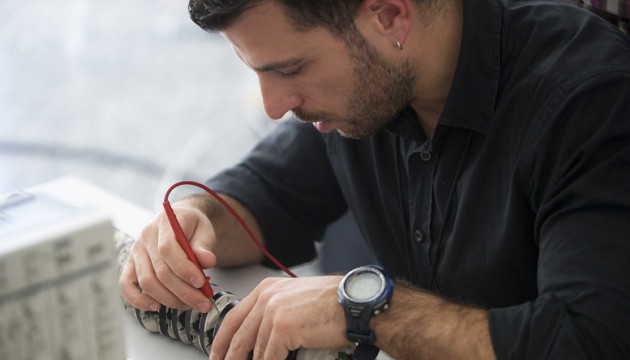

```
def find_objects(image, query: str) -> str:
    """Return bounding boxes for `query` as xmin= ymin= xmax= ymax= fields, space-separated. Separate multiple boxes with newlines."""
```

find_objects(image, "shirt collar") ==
xmin=439 ymin=0 xmax=502 ymax=134
xmin=385 ymin=106 xmax=428 ymax=143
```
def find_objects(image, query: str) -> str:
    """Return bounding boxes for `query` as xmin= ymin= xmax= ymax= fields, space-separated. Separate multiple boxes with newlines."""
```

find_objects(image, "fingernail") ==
xmin=149 ymin=303 xmax=160 ymax=312
xmin=198 ymin=301 xmax=211 ymax=313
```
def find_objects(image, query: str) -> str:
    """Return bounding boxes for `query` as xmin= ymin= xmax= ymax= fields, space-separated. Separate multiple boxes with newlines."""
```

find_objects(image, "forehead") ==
xmin=221 ymin=1 xmax=347 ymax=69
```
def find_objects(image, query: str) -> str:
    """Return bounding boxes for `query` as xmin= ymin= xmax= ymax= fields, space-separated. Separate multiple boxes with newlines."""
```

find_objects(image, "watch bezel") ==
xmin=339 ymin=266 xmax=388 ymax=303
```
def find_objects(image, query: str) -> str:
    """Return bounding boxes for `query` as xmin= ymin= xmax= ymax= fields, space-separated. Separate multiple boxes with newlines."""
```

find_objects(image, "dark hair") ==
xmin=188 ymin=0 xmax=363 ymax=34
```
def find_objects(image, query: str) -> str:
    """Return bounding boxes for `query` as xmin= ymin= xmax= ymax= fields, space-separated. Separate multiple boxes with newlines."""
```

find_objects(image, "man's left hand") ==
xmin=209 ymin=275 xmax=349 ymax=360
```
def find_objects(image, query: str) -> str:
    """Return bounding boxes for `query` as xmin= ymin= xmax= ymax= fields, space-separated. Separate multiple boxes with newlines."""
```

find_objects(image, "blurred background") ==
xmin=0 ymin=0 xmax=373 ymax=272
xmin=0 ymin=0 xmax=273 ymax=210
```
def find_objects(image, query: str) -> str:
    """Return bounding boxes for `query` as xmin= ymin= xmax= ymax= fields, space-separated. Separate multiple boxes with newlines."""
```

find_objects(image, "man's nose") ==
xmin=258 ymin=76 xmax=303 ymax=120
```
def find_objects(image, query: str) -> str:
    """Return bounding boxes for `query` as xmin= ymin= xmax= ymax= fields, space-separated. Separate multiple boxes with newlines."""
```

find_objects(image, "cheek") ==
xmin=300 ymin=68 xmax=354 ymax=109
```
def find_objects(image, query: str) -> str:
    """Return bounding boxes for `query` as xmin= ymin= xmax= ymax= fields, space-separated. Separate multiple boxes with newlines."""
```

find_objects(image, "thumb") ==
xmin=192 ymin=245 xmax=217 ymax=269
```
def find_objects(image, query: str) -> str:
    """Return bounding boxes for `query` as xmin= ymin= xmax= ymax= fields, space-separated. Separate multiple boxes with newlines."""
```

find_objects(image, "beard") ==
xmin=293 ymin=34 xmax=416 ymax=139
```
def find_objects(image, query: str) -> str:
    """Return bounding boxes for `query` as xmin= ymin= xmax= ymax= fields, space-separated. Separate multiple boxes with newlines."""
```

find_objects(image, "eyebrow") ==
xmin=252 ymin=58 xmax=302 ymax=72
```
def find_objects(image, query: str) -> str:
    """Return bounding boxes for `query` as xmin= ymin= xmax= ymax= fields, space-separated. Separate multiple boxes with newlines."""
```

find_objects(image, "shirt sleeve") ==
xmin=488 ymin=73 xmax=630 ymax=358
xmin=205 ymin=120 xmax=347 ymax=268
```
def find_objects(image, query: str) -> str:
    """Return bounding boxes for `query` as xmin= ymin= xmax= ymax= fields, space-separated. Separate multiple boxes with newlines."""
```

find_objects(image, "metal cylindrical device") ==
xmin=114 ymin=230 xmax=356 ymax=359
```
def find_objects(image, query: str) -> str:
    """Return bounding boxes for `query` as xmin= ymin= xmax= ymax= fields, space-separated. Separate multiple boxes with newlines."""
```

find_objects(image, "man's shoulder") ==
xmin=499 ymin=0 xmax=630 ymax=95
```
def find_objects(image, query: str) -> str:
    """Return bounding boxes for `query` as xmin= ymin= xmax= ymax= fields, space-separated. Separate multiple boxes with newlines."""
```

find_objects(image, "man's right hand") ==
xmin=118 ymin=205 xmax=218 ymax=313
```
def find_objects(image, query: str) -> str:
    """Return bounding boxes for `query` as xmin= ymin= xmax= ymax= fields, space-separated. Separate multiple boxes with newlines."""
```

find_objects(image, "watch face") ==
xmin=345 ymin=271 xmax=383 ymax=301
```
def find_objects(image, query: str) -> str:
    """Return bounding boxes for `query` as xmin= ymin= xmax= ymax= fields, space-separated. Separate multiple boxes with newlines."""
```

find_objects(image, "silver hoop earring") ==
xmin=395 ymin=41 xmax=404 ymax=50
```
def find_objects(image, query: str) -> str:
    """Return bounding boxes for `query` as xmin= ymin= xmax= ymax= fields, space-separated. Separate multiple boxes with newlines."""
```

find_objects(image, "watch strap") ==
xmin=353 ymin=343 xmax=380 ymax=360
xmin=346 ymin=327 xmax=375 ymax=344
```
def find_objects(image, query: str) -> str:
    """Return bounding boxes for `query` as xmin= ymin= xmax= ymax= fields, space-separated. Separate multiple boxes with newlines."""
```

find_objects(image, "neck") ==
xmin=408 ymin=0 xmax=463 ymax=137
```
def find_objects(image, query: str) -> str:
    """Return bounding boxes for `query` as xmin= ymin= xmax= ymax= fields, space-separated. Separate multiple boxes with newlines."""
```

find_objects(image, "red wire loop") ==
xmin=163 ymin=180 xmax=297 ymax=279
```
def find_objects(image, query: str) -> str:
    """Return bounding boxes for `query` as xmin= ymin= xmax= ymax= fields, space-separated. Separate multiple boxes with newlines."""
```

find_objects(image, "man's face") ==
xmin=223 ymin=1 xmax=415 ymax=139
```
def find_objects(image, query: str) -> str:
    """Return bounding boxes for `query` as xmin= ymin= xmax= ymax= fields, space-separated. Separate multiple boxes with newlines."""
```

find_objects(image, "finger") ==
xmin=134 ymin=245 xmax=190 ymax=309
xmin=149 ymin=225 xmax=215 ymax=312
xmin=253 ymin=306 xmax=272 ymax=360
xmin=146 ymin=254 xmax=216 ymax=312
xmin=211 ymin=292 xmax=258 ymax=359
xmin=189 ymin=212 xmax=218 ymax=269
xmin=232 ymin=279 xmax=282 ymax=360
xmin=137 ymin=212 xmax=214 ymax=311
xmin=118 ymin=255 xmax=161 ymax=311
xmin=256 ymin=295 xmax=297 ymax=360
xmin=156 ymin=215 xmax=208 ymax=288
xmin=263 ymin=332 xmax=291 ymax=360
xmin=225 ymin=301 xmax=264 ymax=360
xmin=192 ymin=246 xmax=217 ymax=269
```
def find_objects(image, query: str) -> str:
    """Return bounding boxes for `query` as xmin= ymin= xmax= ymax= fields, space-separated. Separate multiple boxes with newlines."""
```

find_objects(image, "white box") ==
xmin=0 ymin=191 xmax=126 ymax=360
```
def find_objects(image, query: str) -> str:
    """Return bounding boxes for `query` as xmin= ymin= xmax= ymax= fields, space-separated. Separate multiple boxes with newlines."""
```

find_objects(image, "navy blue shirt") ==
xmin=207 ymin=0 xmax=630 ymax=357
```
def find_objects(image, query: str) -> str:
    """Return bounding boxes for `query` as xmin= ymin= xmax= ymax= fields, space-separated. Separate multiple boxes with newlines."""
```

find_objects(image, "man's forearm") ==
xmin=179 ymin=192 xmax=266 ymax=267
xmin=372 ymin=283 xmax=496 ymax=360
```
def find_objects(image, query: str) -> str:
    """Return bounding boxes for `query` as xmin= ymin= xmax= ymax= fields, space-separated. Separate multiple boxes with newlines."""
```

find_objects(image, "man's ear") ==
xmin=357 ymin=0 xmax=412 ymax=48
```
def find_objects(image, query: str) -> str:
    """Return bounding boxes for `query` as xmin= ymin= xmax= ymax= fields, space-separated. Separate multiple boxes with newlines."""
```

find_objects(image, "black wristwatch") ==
xmin=338 ymin=265 xmax=393 ymax=360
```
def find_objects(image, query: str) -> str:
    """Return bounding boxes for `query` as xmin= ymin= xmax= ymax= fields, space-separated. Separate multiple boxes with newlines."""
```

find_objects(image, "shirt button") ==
xmin=413 ymin=230 xmax=424 ymax=243
xmin=420 ymin=151 xmax=432 ymax=161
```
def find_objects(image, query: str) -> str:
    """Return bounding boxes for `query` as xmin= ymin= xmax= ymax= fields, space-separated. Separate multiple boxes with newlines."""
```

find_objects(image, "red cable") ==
xmin=163 ymin=181 xmax=297 ymax=299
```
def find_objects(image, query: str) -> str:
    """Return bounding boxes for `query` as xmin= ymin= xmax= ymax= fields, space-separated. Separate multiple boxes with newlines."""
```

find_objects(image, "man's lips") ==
xmin=312 ymin=120 xmax=335 ymax=133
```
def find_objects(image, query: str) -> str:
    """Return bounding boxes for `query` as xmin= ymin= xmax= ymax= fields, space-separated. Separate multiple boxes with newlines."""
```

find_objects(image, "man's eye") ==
xmin=278 ymin=69 xmax=300 ymax=79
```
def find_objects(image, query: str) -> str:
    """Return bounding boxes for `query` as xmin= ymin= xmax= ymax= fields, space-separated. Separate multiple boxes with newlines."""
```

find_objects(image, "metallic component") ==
xmin=115 ymin=230 xmax=355 ymax=359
